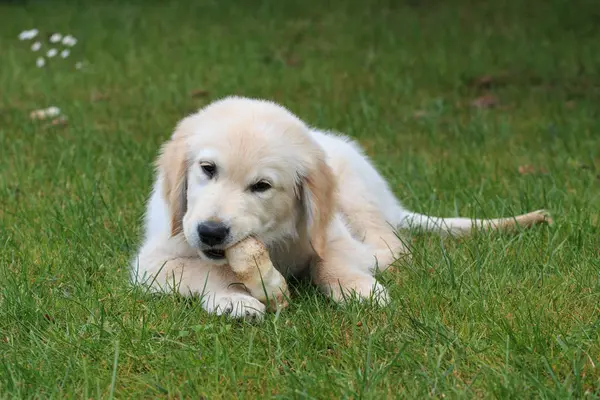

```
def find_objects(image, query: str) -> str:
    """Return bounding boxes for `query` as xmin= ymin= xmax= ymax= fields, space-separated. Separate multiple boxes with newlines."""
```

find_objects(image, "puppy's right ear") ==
xmin=157 ymin=136 xmax=188 ymax=237
xmin=300 ymin=156 xmax=336 ymax=259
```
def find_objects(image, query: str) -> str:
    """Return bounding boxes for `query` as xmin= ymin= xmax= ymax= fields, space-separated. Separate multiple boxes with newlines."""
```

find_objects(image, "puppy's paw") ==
xmin=324 ymin=278 xmax=390 ymax=307
xmin=204 ymin=293 xmax=266 ymax=320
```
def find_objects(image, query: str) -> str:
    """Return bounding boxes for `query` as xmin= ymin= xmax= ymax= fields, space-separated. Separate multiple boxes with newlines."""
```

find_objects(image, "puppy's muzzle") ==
xmin=197 ymin=221 xmax=230 ymax=247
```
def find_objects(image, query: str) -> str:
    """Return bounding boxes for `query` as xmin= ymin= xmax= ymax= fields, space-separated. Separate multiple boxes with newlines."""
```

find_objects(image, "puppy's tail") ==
xmin=397 ymin=209 xmax=552 ymax=236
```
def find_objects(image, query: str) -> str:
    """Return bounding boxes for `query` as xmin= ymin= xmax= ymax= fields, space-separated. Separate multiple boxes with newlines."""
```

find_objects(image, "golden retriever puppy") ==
xmin=131 ymin=96 xmax=551 ymax=319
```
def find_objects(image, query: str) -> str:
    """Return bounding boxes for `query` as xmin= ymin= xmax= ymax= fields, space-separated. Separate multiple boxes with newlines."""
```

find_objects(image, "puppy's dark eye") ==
xmin=250 ymin=180 xmax=272 ymax=193
xmin=200 ymin=162 xmax=216 ymax=178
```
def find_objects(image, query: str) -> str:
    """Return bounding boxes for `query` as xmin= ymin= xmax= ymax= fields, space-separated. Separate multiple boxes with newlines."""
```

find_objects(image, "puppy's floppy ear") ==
xmin=301 ymin=157 xmax=336 ymax=259
xmin=157 ymin=136 xmax=189 ymax=237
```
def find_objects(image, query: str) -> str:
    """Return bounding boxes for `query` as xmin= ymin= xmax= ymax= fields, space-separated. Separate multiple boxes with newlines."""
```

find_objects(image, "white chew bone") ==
xmin=226 ymin=237 xmax=289 ymax=311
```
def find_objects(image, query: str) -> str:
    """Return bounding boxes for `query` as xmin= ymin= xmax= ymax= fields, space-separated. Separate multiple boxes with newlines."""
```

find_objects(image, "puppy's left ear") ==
xmin=301 ymin=157 xmax=336 ymax=259
xmin=157 ymin=135 xmax=189 ymax=237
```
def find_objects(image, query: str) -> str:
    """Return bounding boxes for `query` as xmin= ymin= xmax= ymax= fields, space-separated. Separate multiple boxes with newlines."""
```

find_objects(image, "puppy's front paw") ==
xmin=203 ymin=293 xmax=266 ymax=319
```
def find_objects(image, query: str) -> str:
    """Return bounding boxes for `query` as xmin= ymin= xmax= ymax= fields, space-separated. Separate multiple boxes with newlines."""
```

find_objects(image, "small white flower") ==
xmin=60 ymin=49 xmax=70 ymax=58
xmin=47 ymin=48 xmax=58 ymax=58
xmin=46 ymin=106 xmax=61 ymax=117
xmin=62 ymin=35 xmax=77 ymax=46
xmin=31 ymin=41 xmax=41 ymax=51
xmin=75 ymin=61 xmax=83 ymax=70
xmin=50 ymin=33 xmax=62 ymax=43
xmin=30 ymin=106 xmax=61 ymax=120
xmin=19 ymin=29 xmax=38 ymax=40
xmin=36 ymin=57 xmax=45 ymax=68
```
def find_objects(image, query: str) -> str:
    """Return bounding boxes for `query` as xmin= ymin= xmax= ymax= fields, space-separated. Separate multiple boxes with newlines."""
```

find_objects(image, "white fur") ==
xmin=131 ymin=96 xmax=550 ymax=319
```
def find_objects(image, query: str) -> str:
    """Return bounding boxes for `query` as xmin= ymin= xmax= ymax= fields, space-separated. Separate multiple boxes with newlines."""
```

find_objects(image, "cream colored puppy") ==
xmin=131 ymin=96 xmax=551 ymax=319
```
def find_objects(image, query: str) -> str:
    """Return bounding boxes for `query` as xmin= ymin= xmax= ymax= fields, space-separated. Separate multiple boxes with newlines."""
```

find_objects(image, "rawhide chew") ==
xmin=226 ymin=237 xmax=289 ymax=311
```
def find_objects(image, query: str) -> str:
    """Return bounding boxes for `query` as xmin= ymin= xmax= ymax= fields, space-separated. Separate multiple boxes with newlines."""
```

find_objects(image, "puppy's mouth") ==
xmin=199 ymin=235 xmax=250 ymax=261
xmin=202 ymin=248 xmax=226 ymax=260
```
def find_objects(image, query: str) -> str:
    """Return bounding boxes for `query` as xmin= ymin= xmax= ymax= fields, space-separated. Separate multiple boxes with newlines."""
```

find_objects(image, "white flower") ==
xmin=19 ymin=29 xmax=39 ymax=40
xmin=30 ymin=106 xmax=61 ymax=120
xmin=50 ymin=33 xmax=62 ymax=43
xmin=36 ymin=57 xmax=45 ymax=68
xmin=31 ymin=41 xmax=41 ymax=51
xmin=46 ymin=106 xmax=61 ymax=117
xmin=62 ymin=35 xmax=77 ymax=46
xmin=47 ymin=48 xmax=58 ymax=57
xmin=60 ymin=49 xmax=70 ymax=58
xmin=75 ymin=62 xmax=83 ymax=70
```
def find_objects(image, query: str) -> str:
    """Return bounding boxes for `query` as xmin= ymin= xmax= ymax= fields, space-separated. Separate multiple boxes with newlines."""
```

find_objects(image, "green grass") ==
xmin=1 ymin=0 xmax=599 ymax=397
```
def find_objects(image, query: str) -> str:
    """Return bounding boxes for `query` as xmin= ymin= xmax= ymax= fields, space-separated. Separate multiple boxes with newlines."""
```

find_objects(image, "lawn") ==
xmin=0 ymin=0 xmax=599 ymax=397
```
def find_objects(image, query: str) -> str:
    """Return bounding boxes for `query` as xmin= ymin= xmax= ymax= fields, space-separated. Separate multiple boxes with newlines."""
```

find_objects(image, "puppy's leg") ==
xmin=132 ymin=237 xmax=265 ymax=319
xmin=362 ymin=225 xmax=408 ymax=273
xmin=310 ymin=217 xmax=390 ymax=305
xmin=331 ymin=162 xmax=409 ymax=272
xmin=338 ymin=198 xmax=408 ymax=272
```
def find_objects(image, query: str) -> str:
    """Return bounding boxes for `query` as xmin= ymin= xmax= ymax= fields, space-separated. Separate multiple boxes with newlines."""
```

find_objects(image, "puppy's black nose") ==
xmin=197 ymin=221 xmax=230 ymax=246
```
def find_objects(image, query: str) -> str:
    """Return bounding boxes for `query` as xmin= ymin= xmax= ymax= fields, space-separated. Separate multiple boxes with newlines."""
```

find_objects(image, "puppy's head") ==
xmin=158 ymin=96 xmax=335 ymax=262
